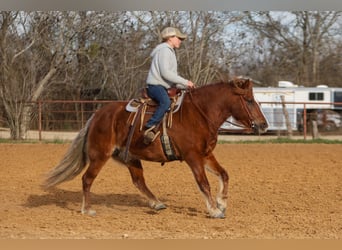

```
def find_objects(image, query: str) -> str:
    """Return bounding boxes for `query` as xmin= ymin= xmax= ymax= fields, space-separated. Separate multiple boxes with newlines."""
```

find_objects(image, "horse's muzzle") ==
xmin=252 ymin=121 xmax=268 ymax=135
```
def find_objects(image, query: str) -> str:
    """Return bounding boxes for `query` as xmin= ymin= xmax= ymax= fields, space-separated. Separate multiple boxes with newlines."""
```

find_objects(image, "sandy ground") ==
xmin=0 ymin=143 xmax=341 ymax=239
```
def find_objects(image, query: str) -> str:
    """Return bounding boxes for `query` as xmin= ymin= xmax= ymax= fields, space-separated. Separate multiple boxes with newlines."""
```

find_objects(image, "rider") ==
xmin=143 ymin=27 xmax=195 ymax=145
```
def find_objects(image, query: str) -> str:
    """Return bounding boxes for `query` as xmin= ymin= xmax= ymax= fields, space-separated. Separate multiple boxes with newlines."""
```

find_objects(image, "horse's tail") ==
xmin=42 ymin=115 xmax=94 ymax=189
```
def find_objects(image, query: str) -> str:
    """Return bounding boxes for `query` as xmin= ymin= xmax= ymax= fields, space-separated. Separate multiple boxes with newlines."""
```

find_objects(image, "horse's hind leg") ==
xmin=126 ymin=159 xmax=166 ymax=210
xmin=204 ymin=153 xmax=229 ymax=214
xmin=81 ymin=157 xmax=109 ymax=215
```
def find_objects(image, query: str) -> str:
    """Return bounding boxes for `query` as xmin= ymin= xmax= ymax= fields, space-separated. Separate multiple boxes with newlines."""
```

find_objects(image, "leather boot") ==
xmin=143 ymin=125 xmax=160 ymax=145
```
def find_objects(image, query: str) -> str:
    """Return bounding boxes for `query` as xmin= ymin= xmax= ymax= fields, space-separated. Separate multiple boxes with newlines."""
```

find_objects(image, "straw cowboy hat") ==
xmin=161 ymin=27 xmax=187 ymax=40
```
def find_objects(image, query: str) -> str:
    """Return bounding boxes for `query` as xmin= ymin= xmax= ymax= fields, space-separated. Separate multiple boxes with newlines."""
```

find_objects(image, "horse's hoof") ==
xmin=154 ymin=203 xmax=167 ymax=210
xmin=217 ymin=205 xmax=226 ymax=214
xmin=209 ymin=209 xmax=226 ymax=219
xmin=149 ymin=201 xmax=166 ymax=210
xmin=81 ymin=209 xmax=97 ymax=216
xmin=209 ymin=213 xmax=225 ymax=219
xmin=213 ymin=213 xmax=225 ymax=219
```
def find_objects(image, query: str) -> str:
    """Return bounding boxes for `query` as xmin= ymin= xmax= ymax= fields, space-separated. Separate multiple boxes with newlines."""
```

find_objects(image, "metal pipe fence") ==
xmin=1 ymin=100 xmax=342 ymax=140
xmin=32 ymin=100 xmax=114 ymax=140
xmin=258 ymin=101 xmax=342 ymax=139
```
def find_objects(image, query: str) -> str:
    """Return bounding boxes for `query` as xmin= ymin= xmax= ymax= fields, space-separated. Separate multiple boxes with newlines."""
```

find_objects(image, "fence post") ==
xmin=311 ymin=120 xmax=320 ymax=139
xmin=38 ymin=101 xmax=42 ymax=141
xmin=81 ymin=102 xmax=84 ymax=129
xmin=303 ymin=104 xmax=307 ymax=140
xmin=280 ymin=95 xmax=292 ymax=138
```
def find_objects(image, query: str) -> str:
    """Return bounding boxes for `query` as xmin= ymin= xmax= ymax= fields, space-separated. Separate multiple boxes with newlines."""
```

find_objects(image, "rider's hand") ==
xmin=187 ymin=80 xmax=195 ymax=89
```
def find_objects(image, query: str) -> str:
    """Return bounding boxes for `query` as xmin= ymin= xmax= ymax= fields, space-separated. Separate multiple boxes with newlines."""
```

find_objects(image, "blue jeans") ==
xmin=145 ymin=85 xmax=171 ymax=128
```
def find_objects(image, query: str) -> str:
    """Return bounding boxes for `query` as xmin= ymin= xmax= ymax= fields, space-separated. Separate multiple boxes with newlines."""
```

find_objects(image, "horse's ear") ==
xmin=237 ymin=77 xmax=254 ymax=89
xmin=231 ymin=79 xmax=248 ymax=95
xmin=247 ymin=78 xmax=254 ymax=86
xmin=245 ymin=78 xmax=253 ymax=89
xmin=232 ymin=77 xmax=252 ymax=95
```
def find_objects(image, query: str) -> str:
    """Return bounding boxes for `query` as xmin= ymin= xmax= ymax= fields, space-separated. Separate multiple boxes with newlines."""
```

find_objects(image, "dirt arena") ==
xmin=0 ymin=143 xmax=341 ymax=239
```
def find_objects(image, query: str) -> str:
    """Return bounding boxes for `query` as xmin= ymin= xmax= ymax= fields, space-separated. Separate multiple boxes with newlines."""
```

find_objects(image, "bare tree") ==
xmin=0 ymin=11 xmax=89 ymax=139
xmin=240 ymin=11 xmax=342 ymax=86
xmin=70 ymin=11 xmax=153 ymax=101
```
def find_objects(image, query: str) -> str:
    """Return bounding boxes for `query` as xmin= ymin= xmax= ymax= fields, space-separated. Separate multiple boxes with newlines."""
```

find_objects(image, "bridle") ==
xmin=240 ymin=95 xmax=257 ymax=129
xmin=229 ymin=80 xmax=258 ymax=131
xmin=225 ymin=95 xmax=256 ymax=131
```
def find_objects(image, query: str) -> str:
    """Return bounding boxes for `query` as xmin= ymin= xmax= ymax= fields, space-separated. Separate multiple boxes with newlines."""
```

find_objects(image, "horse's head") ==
xmin=229 ymin=78 xmax=268 ymax=134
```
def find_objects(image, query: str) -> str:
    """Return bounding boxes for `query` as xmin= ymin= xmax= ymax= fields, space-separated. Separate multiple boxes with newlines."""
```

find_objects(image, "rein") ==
xmin=188 ymin=90 xmax=219 ymax=134
xmin=225 ymin=119 xmax=246 ymax=129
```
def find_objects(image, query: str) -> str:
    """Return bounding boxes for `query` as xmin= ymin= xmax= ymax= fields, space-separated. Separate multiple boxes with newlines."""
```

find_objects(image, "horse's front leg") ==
xmin=204 ymin=153 xmax=229 ymax=214
xmin=186 ymin=154 xmax=225 ymax=219
xmin=126 ymin=158 xmax=166 ymax=210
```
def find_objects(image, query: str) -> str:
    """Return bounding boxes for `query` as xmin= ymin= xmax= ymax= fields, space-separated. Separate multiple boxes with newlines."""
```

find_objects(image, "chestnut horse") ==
xmin=43 ymin=78 xmax=268 ymax=218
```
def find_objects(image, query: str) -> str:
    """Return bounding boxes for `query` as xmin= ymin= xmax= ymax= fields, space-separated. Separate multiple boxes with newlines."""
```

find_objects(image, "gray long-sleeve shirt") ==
xmin=146 ymin=43 xmax=188 ymax=89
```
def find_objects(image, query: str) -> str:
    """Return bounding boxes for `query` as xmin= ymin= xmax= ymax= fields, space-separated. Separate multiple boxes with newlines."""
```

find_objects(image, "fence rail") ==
xmin=258 ymin=101 xmax=342 ymax=139
xmin=1 ymin=100 xmax=342 ymax=140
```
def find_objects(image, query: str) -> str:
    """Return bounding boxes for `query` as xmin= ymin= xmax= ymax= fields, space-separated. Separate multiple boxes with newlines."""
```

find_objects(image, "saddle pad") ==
xmin=125 ymin=90 xmax=186 ymax=113
xmin=126 ymin=99 xmax=143 ymax=112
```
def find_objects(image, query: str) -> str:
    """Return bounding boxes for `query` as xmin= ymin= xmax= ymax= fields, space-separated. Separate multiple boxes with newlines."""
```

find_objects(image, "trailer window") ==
xmin=309 ymin=92 xmax=324 ymax=101
xmin=334 ymin=91 xmax=342 ymax=108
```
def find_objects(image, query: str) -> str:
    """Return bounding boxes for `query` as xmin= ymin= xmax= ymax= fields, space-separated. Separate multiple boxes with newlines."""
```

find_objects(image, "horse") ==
xmin=43 ymin=77 xmax=268 ymax=218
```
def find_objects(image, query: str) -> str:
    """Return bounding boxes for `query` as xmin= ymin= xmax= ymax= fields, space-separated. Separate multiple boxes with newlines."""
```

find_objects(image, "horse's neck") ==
xmin=187 ymin=84 xmax=232 ymax=129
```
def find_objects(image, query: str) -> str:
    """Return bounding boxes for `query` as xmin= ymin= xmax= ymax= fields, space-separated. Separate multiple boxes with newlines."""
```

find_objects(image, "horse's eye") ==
xmin=246 ymin=99 xmax=253 ymax=104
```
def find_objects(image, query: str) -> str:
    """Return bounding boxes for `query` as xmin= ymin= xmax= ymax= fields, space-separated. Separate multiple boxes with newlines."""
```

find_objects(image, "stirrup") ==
xmin=143 ymin=126 xmax=160 ymax=145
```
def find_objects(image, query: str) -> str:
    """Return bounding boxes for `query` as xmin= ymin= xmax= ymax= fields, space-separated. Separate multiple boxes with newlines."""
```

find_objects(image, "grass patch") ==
xmin=218 ymin=137 xmax=342 ymax=144
xmin=0 ymin=138 xmax=70 ymax=144
xmin=0 ymin=138 xmax=40 ymax=144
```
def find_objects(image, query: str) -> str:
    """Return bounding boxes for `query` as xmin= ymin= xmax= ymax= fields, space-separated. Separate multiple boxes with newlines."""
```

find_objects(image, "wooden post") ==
xmin=303 ymin=104 xmax=307 ymax=140
xmin=311 ymin=119 xmax=320 ymax=139
xmin=38 ymin=101 xmax=42 ymax=141
xmin=280 ymin=95 xmax=293 ymax=138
